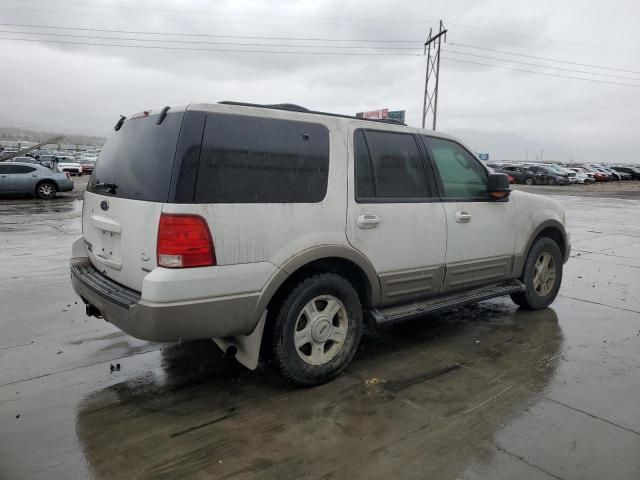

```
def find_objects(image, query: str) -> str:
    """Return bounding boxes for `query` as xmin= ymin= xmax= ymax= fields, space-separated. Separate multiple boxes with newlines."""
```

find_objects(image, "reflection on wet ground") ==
xmin=1 ymin=194 xmax=640 ymax=479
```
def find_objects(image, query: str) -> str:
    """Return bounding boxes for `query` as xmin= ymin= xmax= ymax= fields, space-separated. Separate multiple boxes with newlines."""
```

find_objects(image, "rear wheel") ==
xmin=524 ymin=177 xmax=534 ymax=185
xmin=35 ymin=181 xmax=57 ymax=199
xmin=271 ymin=273 xmax=363 ymax=386
xmin=511 ymin=237 xmax=563 ymax=310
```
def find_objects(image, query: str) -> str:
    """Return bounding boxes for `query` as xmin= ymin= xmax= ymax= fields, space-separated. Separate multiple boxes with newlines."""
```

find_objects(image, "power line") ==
xmin=449 ymin=42 xmax=640 ymax=75
xmin=0 ymin=35 xmax=422 ymax=56
xmin=0 ymin=29 xmax=422 ymax=50
xmin=16 ymin=0 xmax=640 ymax=56
xmin=445 ymin=21 xmax=640 ymax=56
xmin=14 ymin=0 xmax=436 ymax=24
xmin=443 ymin=49 xmax=640 ymax=82
xmin=0 ymin=22 xmax=422 ymax=43
xmin=0 ymin=6 xmax=426 ymax=33
xmin=442 ymin=56 xmax=640 ymax=88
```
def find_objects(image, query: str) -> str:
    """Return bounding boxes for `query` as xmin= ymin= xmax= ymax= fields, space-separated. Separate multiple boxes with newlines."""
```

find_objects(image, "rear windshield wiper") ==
xmin=93 ymin=182 xmax=118 ymax=194
xmin=114 ymin=115 xmax=126 ymax=131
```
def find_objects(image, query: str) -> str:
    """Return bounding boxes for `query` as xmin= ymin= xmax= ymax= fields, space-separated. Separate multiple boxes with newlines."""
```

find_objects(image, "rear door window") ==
xmin=355 ymin=129 xmax=431 ymax=201
xmin=5 ymin=165 xmax=35 ymax=174
xmin=87 ymin=111 xmax=185 ymax=201
xmin=194 ymin=114 xmax=329 ymax=203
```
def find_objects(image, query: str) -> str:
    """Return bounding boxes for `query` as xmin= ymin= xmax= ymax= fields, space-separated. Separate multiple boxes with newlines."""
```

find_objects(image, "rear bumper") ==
xmin=57 ymin=179 xmax=74 ymax=192
xmin=70 ymin=258 xmax=260 ymax=342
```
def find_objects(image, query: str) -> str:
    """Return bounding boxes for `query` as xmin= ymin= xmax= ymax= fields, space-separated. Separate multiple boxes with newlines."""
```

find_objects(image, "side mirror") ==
xmin=487 ymin=173 xmax=511 ymax=199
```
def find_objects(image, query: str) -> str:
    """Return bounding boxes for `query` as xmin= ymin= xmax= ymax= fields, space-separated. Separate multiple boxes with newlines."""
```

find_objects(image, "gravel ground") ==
xmin=512 ymin=180 xmax=640 ymax=199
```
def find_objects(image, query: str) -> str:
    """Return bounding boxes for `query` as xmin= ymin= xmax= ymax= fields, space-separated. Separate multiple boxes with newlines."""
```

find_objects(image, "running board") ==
xmin=369 ymin=280 xmax=525 ymax=327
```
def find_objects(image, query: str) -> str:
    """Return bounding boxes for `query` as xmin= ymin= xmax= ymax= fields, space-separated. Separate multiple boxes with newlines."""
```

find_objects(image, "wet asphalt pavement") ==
xmin=1 ymin=191 xmax=639 ymax=480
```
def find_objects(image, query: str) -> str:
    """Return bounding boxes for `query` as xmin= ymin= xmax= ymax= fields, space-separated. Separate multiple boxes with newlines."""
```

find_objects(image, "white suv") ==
xmin=71 ymin=102 xmax=570 ymax=385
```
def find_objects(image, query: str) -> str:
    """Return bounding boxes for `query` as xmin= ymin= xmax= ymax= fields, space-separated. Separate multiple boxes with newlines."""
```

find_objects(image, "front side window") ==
xmin=355 ymin=129 xmax=430 ymax=200
xmin=423 ymin=136 xmax=488 ymax=198
xmin=195 ymin=114 xmax=329 ymax=203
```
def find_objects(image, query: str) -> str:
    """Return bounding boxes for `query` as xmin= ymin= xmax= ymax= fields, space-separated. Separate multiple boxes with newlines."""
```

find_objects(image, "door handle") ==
xmin=357 ymin=214 xmax=380 ymax=229
xmin=455 ymin=211 xmax=472 ymax=223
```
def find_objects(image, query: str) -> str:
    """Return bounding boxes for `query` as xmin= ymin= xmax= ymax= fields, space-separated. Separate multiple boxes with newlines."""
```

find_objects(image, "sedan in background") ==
xmin=527 ymin=165 xmax=570 ymax=185
xmin=77 ymin=155 xmax=98 ymax=174
xmin=0 ymin=162 xmax=73 ymax=199
xmin=612 ymin=166 xmax=640 ymax=180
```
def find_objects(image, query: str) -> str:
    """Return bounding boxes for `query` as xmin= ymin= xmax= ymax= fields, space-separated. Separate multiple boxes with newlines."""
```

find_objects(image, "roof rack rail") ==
xmin=218 ymin=101 xmax=407 ymax=126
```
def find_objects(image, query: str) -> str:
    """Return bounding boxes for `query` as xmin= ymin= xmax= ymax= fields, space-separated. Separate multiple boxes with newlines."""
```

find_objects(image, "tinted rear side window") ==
xmin=87 ymin=111 xmax=184 ymax=202
xmin=4 ymin=165 xmax=36 ymax=174
xmin=194 ymin=114 xmax=329 ymax=203
xmin=358 ymin=130 xmax=430 ymax=199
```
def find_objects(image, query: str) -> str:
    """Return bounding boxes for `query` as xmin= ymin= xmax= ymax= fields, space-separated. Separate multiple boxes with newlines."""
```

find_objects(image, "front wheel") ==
xmin=271 ymin=273 xmax=363 ymax=386
xmin=35 ymin=181 xmax=57 ymax=199
xmin=511 ymin=237 xmax=563 ymax=310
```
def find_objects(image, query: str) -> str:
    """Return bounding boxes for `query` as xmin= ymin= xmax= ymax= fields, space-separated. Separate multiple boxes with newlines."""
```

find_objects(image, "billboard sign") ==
xmin=356 ymin=108 xmax=389 ymax=120
xmin=388 ymin=110 xmax=406 ymax=123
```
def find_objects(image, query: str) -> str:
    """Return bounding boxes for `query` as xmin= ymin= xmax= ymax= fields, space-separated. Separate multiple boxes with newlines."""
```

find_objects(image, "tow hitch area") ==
xmin=85 ymin=303 xmax=103 ymax=318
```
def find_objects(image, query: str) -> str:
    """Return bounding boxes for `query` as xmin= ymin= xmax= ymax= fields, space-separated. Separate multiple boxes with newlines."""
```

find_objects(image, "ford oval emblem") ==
xmin=100 ymin=200 xmax=109 ymax=211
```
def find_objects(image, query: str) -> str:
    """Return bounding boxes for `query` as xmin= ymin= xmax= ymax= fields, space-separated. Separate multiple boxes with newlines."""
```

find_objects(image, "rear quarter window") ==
xmin=194 ymin=114 xmax=329 ymax=203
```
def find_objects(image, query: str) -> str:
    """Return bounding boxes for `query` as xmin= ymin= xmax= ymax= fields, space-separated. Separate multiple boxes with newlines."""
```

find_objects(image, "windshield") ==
xmin=87 ymin=111 xmax=184 ymax=201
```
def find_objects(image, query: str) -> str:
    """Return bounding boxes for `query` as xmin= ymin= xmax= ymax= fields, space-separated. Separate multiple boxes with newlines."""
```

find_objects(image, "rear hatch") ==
xmin=83 ymin=109 xmax=185 ymax=291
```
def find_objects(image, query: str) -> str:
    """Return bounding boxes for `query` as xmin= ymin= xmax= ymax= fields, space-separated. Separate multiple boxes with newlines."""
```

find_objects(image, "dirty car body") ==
xmin=70 ymin=102 xmax=570 ymax=385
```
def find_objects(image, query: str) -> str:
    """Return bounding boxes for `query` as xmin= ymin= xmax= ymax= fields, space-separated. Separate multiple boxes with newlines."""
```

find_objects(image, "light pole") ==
xmin=540 ymin=149 xmax=544 ymax=163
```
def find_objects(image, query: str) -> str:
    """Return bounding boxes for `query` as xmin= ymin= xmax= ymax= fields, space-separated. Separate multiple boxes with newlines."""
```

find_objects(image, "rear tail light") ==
xmin=157 ymin=214 xmax=216 ymax=268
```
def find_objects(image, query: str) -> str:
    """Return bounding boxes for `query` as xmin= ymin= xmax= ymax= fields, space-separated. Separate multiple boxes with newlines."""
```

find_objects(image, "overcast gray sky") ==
xmin=1 ymin=0 xmax=639 ymax=162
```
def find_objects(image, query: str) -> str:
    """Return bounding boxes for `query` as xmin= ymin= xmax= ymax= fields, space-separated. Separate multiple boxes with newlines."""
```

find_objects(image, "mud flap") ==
xmin=212 ymin=311 xmax=267 ymax=370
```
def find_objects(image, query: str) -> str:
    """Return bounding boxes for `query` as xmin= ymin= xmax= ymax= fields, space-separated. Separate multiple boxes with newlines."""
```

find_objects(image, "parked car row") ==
xmin=486 ymin=161 xmax=640 ymax=185
xmin=3 ymin=151 xmax=99 ymax=176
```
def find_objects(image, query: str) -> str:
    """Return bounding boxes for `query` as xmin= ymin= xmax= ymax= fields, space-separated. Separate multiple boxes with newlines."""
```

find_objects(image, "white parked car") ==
xmin=568 ymin=168 xmax=595 ymax=184
xmin=70 ymin=102 xmax=570 ymax=385
xmin=56 ymin=156 xmax=83 ymax=176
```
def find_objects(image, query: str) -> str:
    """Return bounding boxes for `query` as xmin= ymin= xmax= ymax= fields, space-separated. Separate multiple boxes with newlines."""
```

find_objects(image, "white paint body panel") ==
xmin=141 ymin=262 xmax=278 ymax=303
xmin=442 ymin=200 xmax=517 ymax=263
xmin=82 ymin=192 xmax=163 ymax=291
xmin=510 ymin=191 xmax=566 ymax=255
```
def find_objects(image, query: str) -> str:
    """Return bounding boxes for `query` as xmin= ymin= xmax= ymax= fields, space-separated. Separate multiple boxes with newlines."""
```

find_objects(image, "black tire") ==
xmin=524 ymin=177 xmax=534 ymax=185
xmin=271 ymin=273 xmax=363 ymax=386
xmin=35 ymin=181 xmax=57 ymax=199
xmin=548 ymin=177 xmax=556 ymax=185
xmin=511 ymin=237 xmax=563 ymax=310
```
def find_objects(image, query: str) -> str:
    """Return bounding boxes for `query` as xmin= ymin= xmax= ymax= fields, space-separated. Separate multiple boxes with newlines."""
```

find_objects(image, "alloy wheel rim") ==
xmin=533 ymin=252 xmax=556 ymax=296
xmin=294 ymin=295 xmax=348 ymax=366
xmin=39 ymin=184 xmax=54 ymax=198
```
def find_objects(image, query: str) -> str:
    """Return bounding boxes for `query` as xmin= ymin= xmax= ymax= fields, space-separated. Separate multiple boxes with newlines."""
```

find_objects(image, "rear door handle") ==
xmin=455 ymin=211 xmax=472 ymax=223
xmin=357 ymin=214 xmax=380 ymax=229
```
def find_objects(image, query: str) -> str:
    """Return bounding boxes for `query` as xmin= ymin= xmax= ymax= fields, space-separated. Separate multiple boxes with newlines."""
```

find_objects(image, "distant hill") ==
xmin=0 ymin=126 xmax=105 ymax=146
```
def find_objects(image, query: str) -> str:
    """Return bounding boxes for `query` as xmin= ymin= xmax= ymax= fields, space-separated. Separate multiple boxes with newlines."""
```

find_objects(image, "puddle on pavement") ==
xmin=74 ymin=304 xmax=563 ymax=479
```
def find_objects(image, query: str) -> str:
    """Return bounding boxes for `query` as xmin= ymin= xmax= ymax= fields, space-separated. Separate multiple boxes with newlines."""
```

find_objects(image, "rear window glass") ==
xmin=87 ymin=111 xmax=184 ymax=202
xmin=194 ymin=114 xmax=329 ymax=203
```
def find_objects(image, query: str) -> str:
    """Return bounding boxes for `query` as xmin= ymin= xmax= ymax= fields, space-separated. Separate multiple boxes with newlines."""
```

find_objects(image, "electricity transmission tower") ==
xmin=421 ymin=21 xmax=447 ymax=130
